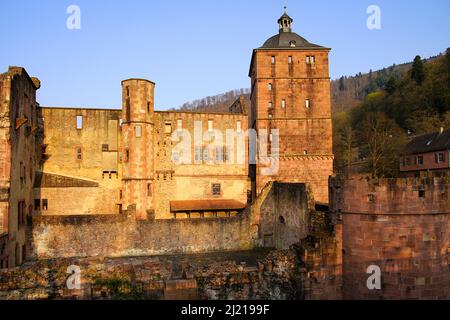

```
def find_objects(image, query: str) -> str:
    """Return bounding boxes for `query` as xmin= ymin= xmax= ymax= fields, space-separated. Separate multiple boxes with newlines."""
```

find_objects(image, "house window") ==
xmin=281 ymin=99 xmax=286 ymax=109
xmin=271 ymin=56 xmax=276 ymax=65
xmin=208 ymin=120 xmax=213 ymax=132
xmin=135 ymin=125 xmax=142 ymax=138
xmin=42 ymin=199 xmax=48 ymax=211
xmin=268 ymin=83 xmax=272 ymax=91
xmin=288 ymin=56 xmax=293 ymax=64
xmin=34 ymin=199 xmax=40 ymax=211
xmin=405 ymin=157 xmax=411 ymax=166
xmin=416 ymin=156 xmax=424 ymax=165
xmin=305 ymin=99 xmax=311 ymax=109
xmin=212 ymin=184 xmax=221 ymax=196
xmin=419 ymin=190 xmax=426 ymax=198
xmin=237 ymin=121 xmax=242 ymax=133
xmin=76 ymin=116 xmax=83 ymax=129
xmin=436 ymin=153 xmax=445 ymax=163
xmin=165 ymin=122 xmax=172 ymax=134
xmin=76 ymin=147 xmax=82 ymax=161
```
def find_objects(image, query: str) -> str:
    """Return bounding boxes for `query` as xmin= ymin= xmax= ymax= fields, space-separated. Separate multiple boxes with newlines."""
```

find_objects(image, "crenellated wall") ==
xmin=330 ymin=176 xmax=450 ymax=300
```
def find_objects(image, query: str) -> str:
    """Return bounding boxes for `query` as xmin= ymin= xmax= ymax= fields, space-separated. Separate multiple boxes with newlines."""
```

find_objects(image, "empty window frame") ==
xmin=135 ymin=125 xmax=142 ymax=138
xmin=281 ymin=99 xmax=286 ymax=109
xmin=165 ymin=122 xmax=172 ymax=134
xmin=76 ymin=116 xmax=83 ymax=129
xmin=305 ymin=99 xmax=311 ymax=109
xmin=42 ymin=199 xmax=48 ymax=211
xmin=271 ymin=56 xmax=276 ymax=65
xmin=208 ymin=120 xmax=213 ymax=132
xmin=288 ymin=56 xmax=293 ymax=64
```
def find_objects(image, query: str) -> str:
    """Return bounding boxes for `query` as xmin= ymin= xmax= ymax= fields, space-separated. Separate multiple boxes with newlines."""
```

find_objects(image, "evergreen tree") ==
xmin=411 ymin=55 xmax=425 ymax=85
xmin=446 ymin=48 xmax=450 ymax=88
xmin=385 ymin=76 xmax=397 ymax=94
xmin=339 ymin=76 xmax=345 ymax=91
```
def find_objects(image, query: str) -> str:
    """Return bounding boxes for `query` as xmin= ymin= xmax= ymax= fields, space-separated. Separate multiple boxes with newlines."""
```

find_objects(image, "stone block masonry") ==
xmin=330 ymin=176 xmax=450 ymax=300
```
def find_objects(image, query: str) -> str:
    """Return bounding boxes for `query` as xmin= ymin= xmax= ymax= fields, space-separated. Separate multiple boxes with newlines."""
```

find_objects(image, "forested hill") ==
xmin=174 ymin=89 xmax=250 ymax=113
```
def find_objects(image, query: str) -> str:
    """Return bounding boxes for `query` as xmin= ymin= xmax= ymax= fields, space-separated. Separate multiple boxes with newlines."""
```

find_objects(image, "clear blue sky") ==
xmin=1 ymin=0 xmax=449 ymax=110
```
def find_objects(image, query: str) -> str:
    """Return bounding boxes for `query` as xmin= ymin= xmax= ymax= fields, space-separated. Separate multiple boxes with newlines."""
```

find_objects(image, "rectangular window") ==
xmin=288 ymin=56 xmax=293 ymax=64
xmin=436 ymin=153 xmax=445 ymax=163
xmin=269 ymin=101 xmax=273 ymax=109
xmin=135 ymin=125 xmax=142 ymax=138
xmin=305 ymin=99 xmax=311 ymax=109
xmin=306 ymin=55 xmax=316 ymax=64
xmin=416 ymin=156 xmax=424 ymax=165
xmin=271 ymin=56 xmax=276 ymax=64
xmin=212 ymin=184 xmax=221 ymax=196
xmin=268 ymin=83 xmax=272 ymax=91
xmin=147 ymin=102 xmax=151 ymax=113
xmin=125 ymin=149 xmax=130 ymax=162
xmin=204 ymin=147 xmax=209 ymax=161
xmin=194 ymin=146 xmax=201 ymax=162
xmin=42 ymin=199 xmax=48 ymax=211
xmin=405 ymin=157 xmax=411 ymax=166
xmin=208 ymin=120 xmax=213 ymax=132
xmin=281 ymin=99 xmax=286 ymax=109
xmin=76 ymin=147 xmax=82 ymax=161
xmin=215 ymin=146 xmax=223 ymax=162
xmin=224 ymin=146 xmax=231 ymax=162
xmin=165 ymin=122 xmax=172 ymax=134
xmin=76 ymin=116 xmax=83 ymax=129
xmin=177 ymin=119 xmax=183 ymax=130
xmin=102 ymin=144 xmax=109 ymax=152
xmin=34 ymin=199 xmax=40 ymax=211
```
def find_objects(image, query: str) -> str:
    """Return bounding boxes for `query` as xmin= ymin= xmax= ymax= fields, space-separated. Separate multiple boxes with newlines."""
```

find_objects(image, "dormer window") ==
xmin=289 ymin=41 xmax=296 ymax=48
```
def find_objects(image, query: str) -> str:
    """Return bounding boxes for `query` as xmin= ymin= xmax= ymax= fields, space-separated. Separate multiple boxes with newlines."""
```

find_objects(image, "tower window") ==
xmin=76 ymin=116 xmax=83 ymax=129
xmin=306 ymin=55 xmax=316 ymax=65
xmin=288 ymin=56 xmax=293 ymax=64
xmin=268 ymin=113 xmax=273 ymax=119
xmin=125 ymin=149 xmax=130 ymax=162
xmin=268 ymin=83 xmax=272 ymax=91
xmin=147 ymin=102 xmax=150 ymax=113
xmin=126 ymin=86 xmax=130 ymax=97
xmin=281 ymin=99 xmax=286 ymax=109
xmin=305 ymin=99 xmax=311 ymax=109
xmin=269 ymin=101 xmax=273 ymax=109
xmin=271 ymin=56 xmax=276 ymax=65
xmin=135 ymin=125 xmax=142 ymax=138
xmin=76 ymin=147 xmax=82 ymax=161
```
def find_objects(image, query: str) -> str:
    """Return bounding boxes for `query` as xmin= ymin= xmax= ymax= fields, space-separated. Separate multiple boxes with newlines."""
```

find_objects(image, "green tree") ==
xmin=411 ymin=55 xmax=425 ymax=85
xmin=339 ymin=76 xmax=345 ymax=91
xmin=385 ymin=76 xmax=397 ymax=94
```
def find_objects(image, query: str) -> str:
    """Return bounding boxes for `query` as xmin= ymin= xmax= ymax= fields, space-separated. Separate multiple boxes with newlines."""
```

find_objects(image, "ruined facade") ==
xmin=0 ymin=11 xmax=333 ymax=268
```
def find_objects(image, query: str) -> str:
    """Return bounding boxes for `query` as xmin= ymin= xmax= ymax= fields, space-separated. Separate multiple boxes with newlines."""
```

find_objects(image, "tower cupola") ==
xmin=278 ymin=8 xmax=293 ymax=33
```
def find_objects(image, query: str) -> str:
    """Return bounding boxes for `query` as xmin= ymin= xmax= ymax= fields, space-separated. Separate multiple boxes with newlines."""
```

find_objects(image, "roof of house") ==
xmin=402 ymin=129 xmax=450 ymax=155
xmin=170 ymin=200 xmax=246 ymax=212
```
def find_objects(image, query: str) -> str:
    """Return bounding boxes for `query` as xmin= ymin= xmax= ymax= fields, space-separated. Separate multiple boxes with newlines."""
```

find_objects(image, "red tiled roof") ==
xmin=170 ymin=200 xmax=246 ymax=212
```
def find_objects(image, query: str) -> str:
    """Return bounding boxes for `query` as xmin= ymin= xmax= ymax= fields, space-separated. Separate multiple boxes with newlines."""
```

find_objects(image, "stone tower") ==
xmin=249 ymin=10 xmax=334 ymax=203
xmin=121 ymin=79 xmax=155 ymax=220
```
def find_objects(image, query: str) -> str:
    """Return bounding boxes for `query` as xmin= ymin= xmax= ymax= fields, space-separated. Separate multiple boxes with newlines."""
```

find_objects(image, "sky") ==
xmin=0 ymin=0 xmax=449 ymax=110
